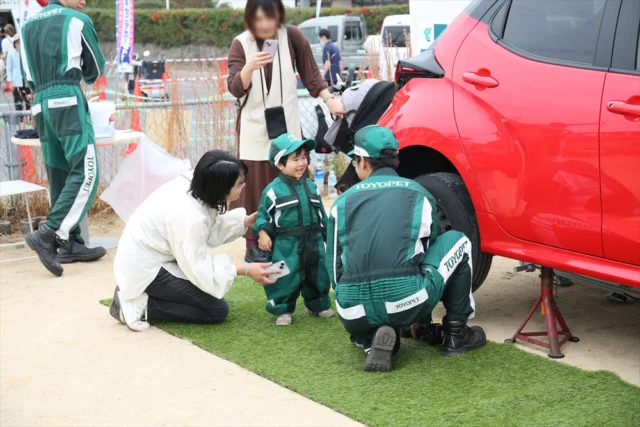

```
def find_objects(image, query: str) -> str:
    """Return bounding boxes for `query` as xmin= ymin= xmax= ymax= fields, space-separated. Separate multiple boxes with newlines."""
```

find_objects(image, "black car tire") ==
xmin=415 ymin=173 xmax=493 ymax=292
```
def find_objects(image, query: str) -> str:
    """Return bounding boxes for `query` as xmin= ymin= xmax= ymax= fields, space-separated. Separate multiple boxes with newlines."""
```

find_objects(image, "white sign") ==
xmin=409 ymin=0 xmax=472 ymax=54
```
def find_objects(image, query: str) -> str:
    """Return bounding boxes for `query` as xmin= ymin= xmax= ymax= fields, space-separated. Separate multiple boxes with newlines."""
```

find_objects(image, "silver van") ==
xmin=298 ymin=15 xmax=368 ymax=68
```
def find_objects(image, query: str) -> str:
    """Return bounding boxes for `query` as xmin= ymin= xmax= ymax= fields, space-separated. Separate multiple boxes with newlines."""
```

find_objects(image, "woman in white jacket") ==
xmin=111 ymin=150 xmax=275 ymax=332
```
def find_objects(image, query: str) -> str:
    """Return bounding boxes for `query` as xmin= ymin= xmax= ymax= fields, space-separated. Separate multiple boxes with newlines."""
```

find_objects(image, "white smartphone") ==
xmin=262 ymin=39 xmax=278 ymax=56
xmin=266 ymin=260 xmax=290 ymax=280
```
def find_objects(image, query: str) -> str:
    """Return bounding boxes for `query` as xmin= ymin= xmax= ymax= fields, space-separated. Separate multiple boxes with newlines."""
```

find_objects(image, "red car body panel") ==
xmin=599 ymin=72 xmax=640 ymax=266
xmin=452 ymin=21 xmax=605 ymax=257
xmin=381 ymin=10 xmax=640 ymax=287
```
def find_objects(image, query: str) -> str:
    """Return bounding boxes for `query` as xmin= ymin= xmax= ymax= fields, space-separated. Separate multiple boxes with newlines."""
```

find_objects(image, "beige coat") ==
xmin=236 ymin=26 xmax=302 ymax=161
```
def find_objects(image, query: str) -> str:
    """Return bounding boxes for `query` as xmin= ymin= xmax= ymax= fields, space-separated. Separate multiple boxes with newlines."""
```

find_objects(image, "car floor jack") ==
xmin=505 ymin=266 xmax=579 ymax=358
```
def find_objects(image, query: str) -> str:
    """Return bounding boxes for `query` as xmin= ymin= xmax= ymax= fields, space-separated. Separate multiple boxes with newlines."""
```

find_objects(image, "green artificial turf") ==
xmin=102 ymin=277 xmax=640 ymax=427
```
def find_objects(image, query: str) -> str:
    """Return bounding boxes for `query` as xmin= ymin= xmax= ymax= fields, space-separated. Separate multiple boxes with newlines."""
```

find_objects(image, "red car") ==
xmin=380 ymin=0 xmax=640 ymax=292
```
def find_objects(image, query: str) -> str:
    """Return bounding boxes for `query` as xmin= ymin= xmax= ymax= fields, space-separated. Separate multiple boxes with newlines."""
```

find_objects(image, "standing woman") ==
xmin=6 ymin=35 xmax=31 ymax=114
xmin=228 ymin=0 xmax=344 ymax=263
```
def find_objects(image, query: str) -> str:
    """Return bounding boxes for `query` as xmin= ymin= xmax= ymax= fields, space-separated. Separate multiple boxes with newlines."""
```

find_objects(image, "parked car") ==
xmin=298 ymin=15 xmax=368 ymax=69
xmin=380 ymin=0 xmax=640 ymax=292
xmin=376 ymin=14 xmax=411 ymax=81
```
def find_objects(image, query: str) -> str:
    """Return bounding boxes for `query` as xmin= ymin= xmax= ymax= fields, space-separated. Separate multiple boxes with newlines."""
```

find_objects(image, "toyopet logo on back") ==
xmin=444 ymin=240 xmax=469 ymax=273
xmin=83 ymin=157 xmax=96 ymax=192
xmin=354 ymin=180 xmax=410 ymax=190
xmin=29 ymin=8 xmax=63 ymax=21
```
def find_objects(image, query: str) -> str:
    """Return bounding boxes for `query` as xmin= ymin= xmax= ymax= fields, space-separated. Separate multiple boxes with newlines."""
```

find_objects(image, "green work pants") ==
xmin=336 ymin=230 xmax=475 ymax=351
xmin=32 ymin=85 xmax=99 ymax=243
xmin=264 ymin=228 xmax=332 ymax=316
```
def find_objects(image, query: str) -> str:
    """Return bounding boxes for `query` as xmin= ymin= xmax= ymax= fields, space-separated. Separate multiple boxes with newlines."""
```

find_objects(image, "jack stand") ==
xmin=505 ymin=266 xmax=579 ymax=358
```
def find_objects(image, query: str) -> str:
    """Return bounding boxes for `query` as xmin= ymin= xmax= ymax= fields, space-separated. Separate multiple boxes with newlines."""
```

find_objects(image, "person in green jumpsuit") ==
xmin=254 ymin=133 xmax=334 ymax=326
xmin=326 ymin=125 xmax=486 ymax=372
xmin=20 ymin=0 xmax=107 ymax=277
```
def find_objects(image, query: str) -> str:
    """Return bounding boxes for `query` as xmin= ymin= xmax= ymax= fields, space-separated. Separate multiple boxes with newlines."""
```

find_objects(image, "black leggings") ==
xmin=145 ymin=268 xmax=229 ymax=324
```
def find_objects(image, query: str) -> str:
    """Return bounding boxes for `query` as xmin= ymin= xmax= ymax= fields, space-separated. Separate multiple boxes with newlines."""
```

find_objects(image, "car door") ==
xmin=343 ymin=18 xmax=364 ymax=57
xmin=599 ymin=0 xmax=640 ymax=266
xmin=452 ymin=0 xmax=618 ymax=257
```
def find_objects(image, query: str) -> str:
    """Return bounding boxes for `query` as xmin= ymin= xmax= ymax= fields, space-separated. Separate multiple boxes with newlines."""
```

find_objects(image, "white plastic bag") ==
xmin=100 ymin=135 xmax=191 ymax=223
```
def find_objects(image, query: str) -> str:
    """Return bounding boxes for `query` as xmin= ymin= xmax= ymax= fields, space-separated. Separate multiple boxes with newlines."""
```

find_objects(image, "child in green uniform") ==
xmin=254 ymin=134 xmax=334 ymax=326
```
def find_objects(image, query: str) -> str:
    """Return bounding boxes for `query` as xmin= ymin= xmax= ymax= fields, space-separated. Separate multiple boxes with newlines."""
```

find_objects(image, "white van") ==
xmin=376 ymin=14 xmax=411 ymax=81
xmin=0 ymin=0 xmax=46 ymax=34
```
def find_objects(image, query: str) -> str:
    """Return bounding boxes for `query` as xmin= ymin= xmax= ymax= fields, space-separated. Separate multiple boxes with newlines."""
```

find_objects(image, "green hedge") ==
xmin=87 ymin=5 xmax=409 ymax=48
xmin=88 ymin=0 xmax=216 ymax=9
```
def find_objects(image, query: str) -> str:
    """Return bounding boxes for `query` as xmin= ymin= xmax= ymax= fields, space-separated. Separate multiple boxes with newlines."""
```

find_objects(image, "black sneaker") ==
xmin=244 ymin=245 xmax=268 ymax=263
xmin=25 ymin=224 xmax=63 ymax=277
xmin=363 ymin=326 xmax=397 ymax=372
xmin=441 ymin=320 xmax=487 ymax=356
xmin=57 ymin=236 xmax=107 ymax=264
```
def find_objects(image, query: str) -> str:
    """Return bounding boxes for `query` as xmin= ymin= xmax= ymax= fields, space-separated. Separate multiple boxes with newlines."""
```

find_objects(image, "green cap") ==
xmin=348 ymin=125 xmax=399 ymax=158
xmin=269 ymin=133 xmax=316 ymax=166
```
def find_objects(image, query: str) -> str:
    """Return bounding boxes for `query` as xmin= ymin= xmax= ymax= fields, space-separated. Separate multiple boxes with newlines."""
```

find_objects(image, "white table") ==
xmin=10 ymin=130 xmax=143 ymax=251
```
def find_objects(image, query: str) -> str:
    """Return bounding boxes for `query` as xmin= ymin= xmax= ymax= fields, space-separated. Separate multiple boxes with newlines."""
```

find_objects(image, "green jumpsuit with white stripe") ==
xmin=254 ymin=174 xmax=332 ymax=316
xmin=326 ymin=168 xmax=475 ymax=351
xmin=20 ymin=0 xmax=105 ymax=242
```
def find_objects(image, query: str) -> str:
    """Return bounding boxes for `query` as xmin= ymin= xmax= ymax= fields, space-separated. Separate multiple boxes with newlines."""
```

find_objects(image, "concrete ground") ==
xmin=1 ymin=216 xmax=639 ymax=426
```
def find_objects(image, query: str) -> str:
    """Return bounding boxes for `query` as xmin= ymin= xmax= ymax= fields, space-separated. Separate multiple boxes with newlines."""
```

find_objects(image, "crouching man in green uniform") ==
xmin=326 ymin=125 xmax=486 ymax=372
xmin=20 ymin=0 xmax=107 ymax=277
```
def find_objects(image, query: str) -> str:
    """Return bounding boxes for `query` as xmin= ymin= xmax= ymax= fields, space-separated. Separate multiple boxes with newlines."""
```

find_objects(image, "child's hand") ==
xmin=258 ymin=232 xmax=272 ymax=251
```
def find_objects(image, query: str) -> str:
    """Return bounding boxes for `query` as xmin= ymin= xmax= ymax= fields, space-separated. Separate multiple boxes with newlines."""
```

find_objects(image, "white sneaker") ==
xmin=117 ymin=291 xmax=150 ymax=332
xmin=308 ymin=308 xmax=335 ymax=318
xmin=275 ymin=313 xmax=292 ymax=326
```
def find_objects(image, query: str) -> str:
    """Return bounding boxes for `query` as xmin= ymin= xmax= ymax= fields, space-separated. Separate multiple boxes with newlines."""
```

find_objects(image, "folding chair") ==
xmin=0 ymin=180 xmax=50 ymax=264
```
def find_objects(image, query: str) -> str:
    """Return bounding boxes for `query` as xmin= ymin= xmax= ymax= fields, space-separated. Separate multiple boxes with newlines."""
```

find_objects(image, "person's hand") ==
xmin=410 ymin=322 xmax=425 ymax=339
xmin=258 ymin=232 xmax=272 ymax=252
xmin=248 ymin=262 xmax=277 ymax=286
xmin=246 ymin=51 xmax=273 ymax=72
xmin=326 ymin=98 xmax=345 ymax=118
xmin=244 ymin=212 xmax=257 ymax=229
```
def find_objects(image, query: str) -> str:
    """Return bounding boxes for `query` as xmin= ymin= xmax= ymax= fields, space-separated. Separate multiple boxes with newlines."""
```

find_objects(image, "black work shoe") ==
xmin=57 ymin=237 xmax=107 ymax=264
xmin=244 ymin=245 xmax=268 ymax=263
xmin=25 ymin=224 xmax=63 ymax=277
xmin=441 ymin=320 xmax=487 ymax=356
xmin=363 ymin=326 xmax=397 ymax=372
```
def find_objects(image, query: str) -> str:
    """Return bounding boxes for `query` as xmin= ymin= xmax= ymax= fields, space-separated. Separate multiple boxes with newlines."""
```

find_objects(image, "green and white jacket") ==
xmin=326 ymin=168 xmax=439 ymax=288
xmin=20 ymin=0 xmax=105 ymax=92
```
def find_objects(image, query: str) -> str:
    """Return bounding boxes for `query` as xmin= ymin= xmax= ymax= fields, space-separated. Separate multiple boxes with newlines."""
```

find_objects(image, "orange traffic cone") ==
xmin=124 ymin=75 xmax=142 ymax=156
xmin=217 ymin=57 xmax=228 ymax=96
xmin=366 ymin=67 xmax=373 ymax=79
xmin=93 ymin=75 xmax=107 ymax=100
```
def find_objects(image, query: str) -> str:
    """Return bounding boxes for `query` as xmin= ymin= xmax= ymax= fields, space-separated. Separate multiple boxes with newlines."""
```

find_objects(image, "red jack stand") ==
xmin=505 ymin=266 xmax=579 ymax=358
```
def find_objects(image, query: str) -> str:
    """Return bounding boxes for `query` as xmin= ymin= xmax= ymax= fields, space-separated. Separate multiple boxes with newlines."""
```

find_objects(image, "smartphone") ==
xmin=262 ymin=39 xmax=278 ymax=56
xmin=266 ymin=260 xmax=290 ymax=280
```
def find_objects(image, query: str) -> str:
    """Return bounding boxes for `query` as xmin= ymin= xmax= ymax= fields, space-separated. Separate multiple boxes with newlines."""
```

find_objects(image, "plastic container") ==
xmin=314 ymin=157 xmax=325 ymax=195
xmin=88 ymin=99 xmax=116 ymax=140
xmin=328 ymin=170 xmax=337 ymax=198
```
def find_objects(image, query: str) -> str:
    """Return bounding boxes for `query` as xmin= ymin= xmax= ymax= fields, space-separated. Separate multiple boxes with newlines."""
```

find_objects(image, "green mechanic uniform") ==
xmin=253 ymin=135 xmax=332 ymax=317
xmin=326 ymin=126 xmax=477 ymax=355
xmin=20 ymin=0 xmax=106 ymax=275
xmin=21 ymin=0 xmax=106 ymax=276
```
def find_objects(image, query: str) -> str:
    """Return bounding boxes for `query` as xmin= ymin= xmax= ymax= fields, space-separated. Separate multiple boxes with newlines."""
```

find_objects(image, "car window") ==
xmin=382 ymin=26 xmax=409 ymax=48
xmin=344 ymin=22 xmax=363 ymax=42
xmin=301 ymin=26 xmax=320 ymax=44
xmin=503 ymin=0 xmax=607 ymax=65
xmin=636 ymin=30 xmax=640 ymax=70
xmin=328 ymin=26 xmax=339 ymax=43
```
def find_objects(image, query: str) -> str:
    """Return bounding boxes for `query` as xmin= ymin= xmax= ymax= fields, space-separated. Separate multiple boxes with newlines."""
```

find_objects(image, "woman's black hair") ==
xmin=355 ymin=149 xmax=400 ymax=171
xmin=278 ymin=146 xmax=308 ymax=167
xmin=319 ymin=29 xmax=332 ymax=40
xmin=190 ymin=150 xmax=248 ymax=214
xmin=244 ymin=0 xmax=286 ymax=35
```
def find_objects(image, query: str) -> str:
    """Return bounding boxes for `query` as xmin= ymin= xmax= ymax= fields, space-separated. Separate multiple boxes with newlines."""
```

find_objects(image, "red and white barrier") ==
xmin=108 ymin=56 xmax=228 ymax=66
